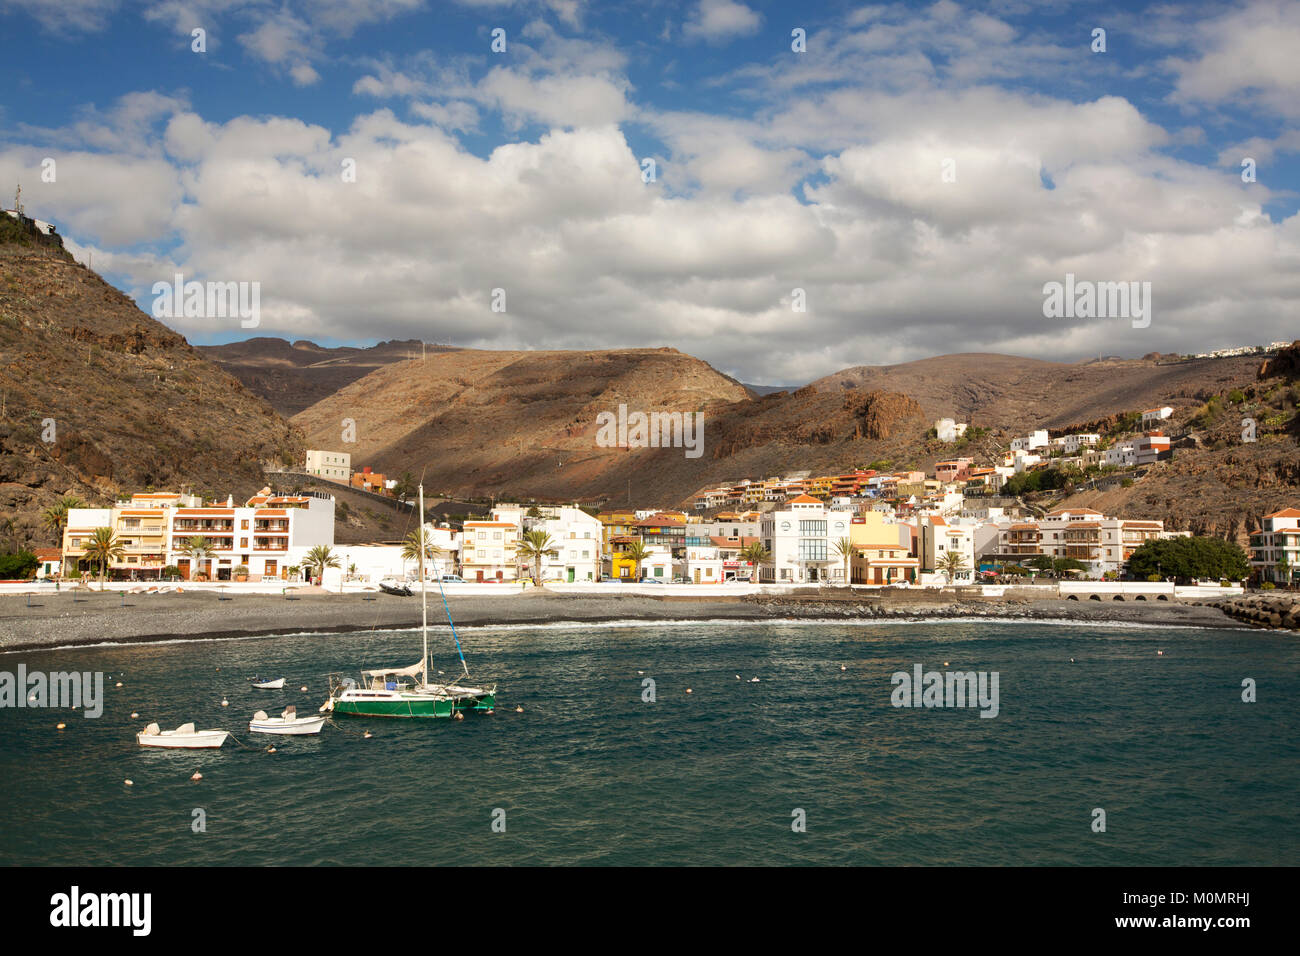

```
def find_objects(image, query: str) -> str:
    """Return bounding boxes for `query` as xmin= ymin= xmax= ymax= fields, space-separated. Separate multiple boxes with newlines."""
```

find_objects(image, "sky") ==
xmin=0 ymin=0 xmax=1297 ymax=385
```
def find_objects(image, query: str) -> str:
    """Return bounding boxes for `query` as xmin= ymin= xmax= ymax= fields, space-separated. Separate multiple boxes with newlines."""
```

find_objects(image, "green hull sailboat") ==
xmin=324 ymin=485 xmax=497 ymax=720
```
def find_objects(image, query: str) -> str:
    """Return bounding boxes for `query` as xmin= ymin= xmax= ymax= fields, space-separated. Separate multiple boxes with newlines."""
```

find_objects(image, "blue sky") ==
xmin=1 ymin=0 xmax=1297 ymax=383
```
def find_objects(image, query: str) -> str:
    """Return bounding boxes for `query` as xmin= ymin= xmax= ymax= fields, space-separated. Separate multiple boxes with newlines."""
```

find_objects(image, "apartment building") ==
xmin=986 ymin=508 xmax=1163 ymax=576
xmin=524 ymin=505 xmax=602 ymax=582
xmin=63 ymin=489 xmax=335 ymax=582
xmin=758 ymin=495 xmax=855 ymax=583
xmin=461 ymin=516 xmax=521 ymax=582
xmin=848 ymin=511 xmax=919 ymax=584
xmin=1249 ymin=508 xmax=1300 ymax=584
xmin=304 ymin=449 xmax=351 ymax=482
xmin=917 ymin=516 xmax=976 ymax=583
xmin=935 ymin=459 xmax=973 ymax=483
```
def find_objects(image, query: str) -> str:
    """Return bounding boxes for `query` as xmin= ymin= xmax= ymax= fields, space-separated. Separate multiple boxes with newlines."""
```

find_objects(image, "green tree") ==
xmin=41 ymin=495 xmax=85 ymax=543
xmin=517 ymin=529 xmax=556 ymax=584
xmin=401 ymin=527 xmax=444 ymax=576
xmin=0 ymin=550 xmax=39 ymax=579
xmin=623 ymin=540 xmax=653 ymax=581
xmin=833 ymin=537 xmax=855 ymax=584
xmin=302 ymin=545 xmax=340 ymax=584
xmin=392 ymin=472 xmax=416 ymax=502
xmin=185 ymin=536 xmax=215 ymax=580
xmin=739 ymin=542 xmax=770 ymax=581
xmin=937 ymin=549 xmax=971 ymax=582
xmin=81 ymin=527 xmax=125 ymax=590
xmin=1126 ymin=536 xmax=1250 ymax=583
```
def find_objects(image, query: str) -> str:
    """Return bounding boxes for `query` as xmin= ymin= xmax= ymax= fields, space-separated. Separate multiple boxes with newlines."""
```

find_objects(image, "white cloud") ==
xmin=682 ymin=0 xmax=761 ymax=44
xmin=1166 ymin=0 xmax=1300 ymax=117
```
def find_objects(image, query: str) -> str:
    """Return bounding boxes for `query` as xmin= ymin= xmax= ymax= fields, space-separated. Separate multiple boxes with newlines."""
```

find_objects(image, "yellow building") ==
xmin=848 ymin=512 xmax=919 ymax=585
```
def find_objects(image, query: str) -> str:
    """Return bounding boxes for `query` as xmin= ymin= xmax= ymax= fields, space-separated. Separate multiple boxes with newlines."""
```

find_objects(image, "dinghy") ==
xmin=136 ymin=722 xmax=229 ymax=749
xmin=249 ymin=705 xmax=325 ymax=735
xmin=251 ymin=677 xmax=286 ymax=689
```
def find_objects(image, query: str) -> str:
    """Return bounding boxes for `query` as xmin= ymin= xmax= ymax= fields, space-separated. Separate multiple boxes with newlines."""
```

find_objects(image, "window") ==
xmin=798 ymin=539 xmax=828 ymax=561
xmin=494 ymin=532 xmax=503 ymax=540
xmin=799 ymin=520 xmax=826 ymax=536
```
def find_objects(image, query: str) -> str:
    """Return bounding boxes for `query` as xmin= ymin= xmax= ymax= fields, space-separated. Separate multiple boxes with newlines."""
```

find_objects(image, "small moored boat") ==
xmin=249 ymin=705 xmax=326 ymax=735
xmin=251 ymin=677 xmax=286 ymax=689
xmin=136 ymin=722 xmax=229 ymax=749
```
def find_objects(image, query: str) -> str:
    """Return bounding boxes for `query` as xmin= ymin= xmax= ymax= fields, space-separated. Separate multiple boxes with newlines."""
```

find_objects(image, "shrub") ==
xmin=1261 ymin=582 xmax=1276 ymax=590
xmin=0 ymin=550 xmax=38 ymax=578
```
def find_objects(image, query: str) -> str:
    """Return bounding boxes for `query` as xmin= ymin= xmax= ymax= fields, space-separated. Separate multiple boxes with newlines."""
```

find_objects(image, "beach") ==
xmin=0 ymin=585 xmax=1250 ymax=652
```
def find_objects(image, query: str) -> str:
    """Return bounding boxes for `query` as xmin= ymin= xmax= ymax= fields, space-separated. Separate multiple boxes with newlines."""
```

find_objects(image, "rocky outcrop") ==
xmin=842 ymin=389 xmax=926 ymax=441
xmin=1200 ymin=593 xmax=1300 ymax=630
xmin=1258 ymin=340 xmax=1300 ymax=380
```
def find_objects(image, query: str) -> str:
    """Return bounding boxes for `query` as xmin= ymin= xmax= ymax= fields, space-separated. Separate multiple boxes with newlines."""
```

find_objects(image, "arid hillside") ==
xmin=0 ymin=232 xmax=302 ymax=547
xmin=198 ymin=337 xmax=447 ymax=415
xmin=291 ymin=346 xmax=756 ymax=502
xmin=815 ymin=352 xmax=1264 ymax=430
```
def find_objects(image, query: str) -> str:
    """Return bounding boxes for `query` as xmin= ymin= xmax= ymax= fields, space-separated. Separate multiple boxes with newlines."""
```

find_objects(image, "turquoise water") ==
xmin=1 ymin=619 xmax=1296 ymax=866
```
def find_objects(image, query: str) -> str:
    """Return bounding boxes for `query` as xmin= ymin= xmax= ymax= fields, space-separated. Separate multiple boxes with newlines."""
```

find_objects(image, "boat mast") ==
xmin=418 ymin=484 xmax=428 ymax=687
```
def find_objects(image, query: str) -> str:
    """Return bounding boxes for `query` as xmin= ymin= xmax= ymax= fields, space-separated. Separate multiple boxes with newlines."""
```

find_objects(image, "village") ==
xmin=17 ymin=407 xmax=1296 ymax=594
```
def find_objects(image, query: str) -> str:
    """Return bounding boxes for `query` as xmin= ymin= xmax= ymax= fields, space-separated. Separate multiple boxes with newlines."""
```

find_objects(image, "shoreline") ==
xmin=0 ymin=589 xmax=1263 ymax=653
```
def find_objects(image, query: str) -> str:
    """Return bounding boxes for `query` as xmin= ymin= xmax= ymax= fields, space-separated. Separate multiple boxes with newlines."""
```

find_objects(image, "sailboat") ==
xmin=323 ymin=485 xmax=497 ymax=719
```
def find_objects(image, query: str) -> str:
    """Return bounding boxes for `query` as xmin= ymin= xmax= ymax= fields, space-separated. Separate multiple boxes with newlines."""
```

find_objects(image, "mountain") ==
xmin=813 ymin=351 xmax=1267 ymax=431
xmin=0 ymin=226 xmax=302 ymax=547
xmin=289 ymin=339 xmax=1299 ymax=537
xmin=291 ymin=346 xmax=758 ymax=502
xmin=198 ymin=337 xmax=447 ymax=416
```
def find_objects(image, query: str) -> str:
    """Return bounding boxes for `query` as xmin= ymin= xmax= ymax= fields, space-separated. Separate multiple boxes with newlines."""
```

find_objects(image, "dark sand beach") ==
xmin=0 ymin=586 xmax=1246 ymax=652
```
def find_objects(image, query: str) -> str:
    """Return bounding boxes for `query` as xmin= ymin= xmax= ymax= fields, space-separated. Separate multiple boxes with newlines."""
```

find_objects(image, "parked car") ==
xmin=439 ymin=574 xmax=466 ymax=583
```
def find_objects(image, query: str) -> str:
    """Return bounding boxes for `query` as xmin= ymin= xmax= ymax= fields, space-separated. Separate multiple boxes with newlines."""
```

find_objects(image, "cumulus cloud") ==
xmin=682 ymin=0 xmax=762 ymax=44
xmin=1165 ymin=0 xmax=1300 ymax=117
xmin=4 ymin=1 xmax=1297 ymax=384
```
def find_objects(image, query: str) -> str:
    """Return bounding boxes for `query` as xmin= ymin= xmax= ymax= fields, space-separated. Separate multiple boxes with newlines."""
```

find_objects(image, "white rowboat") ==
xmin=252 ymin=677 xmax=286 ymax=689
xmin=249 ymin=706 xmax=325 ymax=735
xmin=136 ymin=722 xmax=229 ymax=749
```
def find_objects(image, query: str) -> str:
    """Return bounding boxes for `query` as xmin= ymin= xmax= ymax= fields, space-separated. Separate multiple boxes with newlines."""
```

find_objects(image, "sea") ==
xmin=1 ymin=619 xmax=1296 ymax=866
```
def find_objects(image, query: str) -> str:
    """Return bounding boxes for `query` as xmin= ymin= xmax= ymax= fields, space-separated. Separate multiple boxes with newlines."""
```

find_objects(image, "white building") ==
xmin=988 ymin=508 xmax=1164 ymax=577
xmin=758 ymin=495 xmax=855 ymax=583
xmin=166 ymin=491 xmax=335 ymax=581
xmin=304 ymin=449 xmax=351 ymax=482
xmin=1141 ymin=407 xmax=1174 ymax=427
xmin=1063 ymin=433 xmax=1101 ymax=453
xmin=917 ymin=516 xmax=976 ymax=584
xmin=1010 ymin=429 xmax=1049 ymax=452
xmin=935 ymin=418 xmax=969 ymax=442
xmin=462 ymin=514 xmax=522 ymax=582
xmin=524 ymin=505 xmax=603 ymax=582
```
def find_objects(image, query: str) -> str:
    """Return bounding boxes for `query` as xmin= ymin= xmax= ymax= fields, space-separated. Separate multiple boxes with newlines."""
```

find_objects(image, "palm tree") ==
xmin=185 ymin=536 xmax=215 ymax=581
xmin=517 ymin=529 xmax=556 ymax=585
xmin=82 ymin=527 xmax=125 ymax=590
xmin=623 ymin=540 xmax=653 ymax=581
xmin=42 ymin=495 xmax=84 ymax=544
xmin=402 ymin=527 xmax=444 ymax=578
xmin=393 ymin=472 xmax=416 ymax=503
xmin=739 ymin=542 xmax=770 ymax=582
xmin=302 ymin=545 xmax=340 ymax=585
xmin=833 ymin=537 xmax=855 ymax=585
xmin=937 ymin=549 xmax=971 ymax=583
